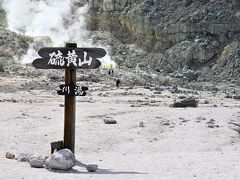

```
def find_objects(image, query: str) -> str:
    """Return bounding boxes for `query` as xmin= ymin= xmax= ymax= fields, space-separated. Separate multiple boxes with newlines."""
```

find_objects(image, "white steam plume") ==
xmin=1 ymin=0 xmax=116 ymax=67
xmin=1 ymin=0 xmax=90 ymax=45
xmin=2 ymin=0 xmax=71 ymax=45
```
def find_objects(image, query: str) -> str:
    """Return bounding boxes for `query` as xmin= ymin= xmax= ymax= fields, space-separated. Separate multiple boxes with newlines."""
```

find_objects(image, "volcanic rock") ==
xmin=86 ymin=164 xmax=98 ymax=172
xmin=5 ymin=152 xmax=15 ymax=159
xmin=171 ymin=97 xmax=198 ymax=108
xmin=45 ymin=149 xmax=75 ymax=171
xmin=16 ymin=153 xmax=33 ymax=162
xmin=103 ymin=116 xmax=117 ymax=124
xmin=29 ymin=158 xmax=44 ymax=168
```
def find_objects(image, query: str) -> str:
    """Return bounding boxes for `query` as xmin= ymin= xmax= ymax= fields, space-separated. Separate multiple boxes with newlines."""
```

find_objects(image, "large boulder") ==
xmin=171 ymin=96 xmax=198 ymax=108
xmin=45 ymin=149 xmax=76 ymax=171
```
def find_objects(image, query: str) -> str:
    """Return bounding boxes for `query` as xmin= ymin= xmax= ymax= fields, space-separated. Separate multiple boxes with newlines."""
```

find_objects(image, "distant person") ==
xmin=108 ymin=69 xmax=114 ymax=75
xmin=108 ymin=64 xmax=114 ymax=75
xmin=116 ymin=79 xmax=120 ymax=88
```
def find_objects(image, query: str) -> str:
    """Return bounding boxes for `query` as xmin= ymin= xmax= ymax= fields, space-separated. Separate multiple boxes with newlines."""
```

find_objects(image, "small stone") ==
xmin=130 ymin=104 xmax=141 ymax=107
xmin=208 ymin=124 xmax=215 ymax=128
xmin=207 ymin=124 xmax=219 ymax=128
xmin=181 ymin=119 xmax=190 ymax=123
xmin=16 ymin=153 xmax=33 ymax=162
xmin=29 ymin=158 xmax=44 ymax=168
xmin=196 ymin=116 xmax=206 ymax=121
xmin=59 ymin=104 xmax=64 ymax=107
xmin=207 ymin=119 xmax=215 ymax=124
xmin=103 ymin=117 xmax=117 ymax=124
xmin=5 ymin=152 xmax=15 ymax=159
xmin=86 ymin=164 xmax=98 ymax=172
xmin=162 ymin=122 xmax=170 ymax=126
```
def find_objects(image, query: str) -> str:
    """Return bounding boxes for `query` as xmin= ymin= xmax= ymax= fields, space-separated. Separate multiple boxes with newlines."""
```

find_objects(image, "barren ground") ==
xmin=1 ymin=76 xmax=240 ymax=180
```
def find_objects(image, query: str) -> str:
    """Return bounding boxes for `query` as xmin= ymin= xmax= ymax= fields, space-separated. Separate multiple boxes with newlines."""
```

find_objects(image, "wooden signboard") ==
xmin=32 ymin=48 xmax=106 ymax=69
xmin=57 ymin=84 xmax=88 ymax=96
xmin=32 ymin=43 xmax=106 ymax=154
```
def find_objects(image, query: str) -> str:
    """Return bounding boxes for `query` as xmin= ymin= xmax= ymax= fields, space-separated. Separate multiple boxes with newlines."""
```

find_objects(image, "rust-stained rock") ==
xmin=5 ymin=152 xmax=15 ymax=159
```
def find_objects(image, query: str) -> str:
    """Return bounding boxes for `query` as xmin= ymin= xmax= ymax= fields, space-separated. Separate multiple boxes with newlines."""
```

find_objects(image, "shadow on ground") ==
xmin=49 ymin=168 xmax=148 ymax=175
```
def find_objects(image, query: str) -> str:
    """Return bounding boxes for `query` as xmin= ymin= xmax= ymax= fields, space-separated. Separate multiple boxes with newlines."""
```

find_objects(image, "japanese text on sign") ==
xmin=58 ymin=85 xmax=87 ymax=96
xmin=48 ymin=50 xmax=92 ymax=67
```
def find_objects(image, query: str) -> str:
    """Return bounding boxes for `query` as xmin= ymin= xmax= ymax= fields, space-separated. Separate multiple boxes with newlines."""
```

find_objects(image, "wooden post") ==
xmin=51 ymin=140 xmax=64 ymax=154
xmin=32 ymin=43 xmax=106 ymax=155
xmin=64 ymin=43 xmax=77 ymax=153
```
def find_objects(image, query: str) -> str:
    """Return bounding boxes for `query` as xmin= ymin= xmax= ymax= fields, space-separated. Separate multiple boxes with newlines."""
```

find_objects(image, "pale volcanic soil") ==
xmin=1 ymin=76 xmax=240 ymax=180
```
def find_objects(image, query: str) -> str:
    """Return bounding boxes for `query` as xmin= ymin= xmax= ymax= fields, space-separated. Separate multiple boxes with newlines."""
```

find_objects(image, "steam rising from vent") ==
xmin=2 ymin=0 xmax=88 ymax=46
xmin=1 ymin=0 xmax=117 ymax=68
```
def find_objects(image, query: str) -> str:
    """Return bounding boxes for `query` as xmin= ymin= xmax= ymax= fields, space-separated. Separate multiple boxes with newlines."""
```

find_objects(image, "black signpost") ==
xmin=33 ymin=47 xmax=105 ymax=69
xmin=33 ymin=43 xmax=106 ymax=153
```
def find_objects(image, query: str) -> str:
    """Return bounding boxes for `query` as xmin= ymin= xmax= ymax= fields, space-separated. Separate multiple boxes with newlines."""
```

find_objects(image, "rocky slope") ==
xmin=0 ymin=4 xmax=31 ymax=72
xmin=1 ymin=0 xmax=240 ymax=85
xmin=87 ymin=0 xmax=240 ymax=82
